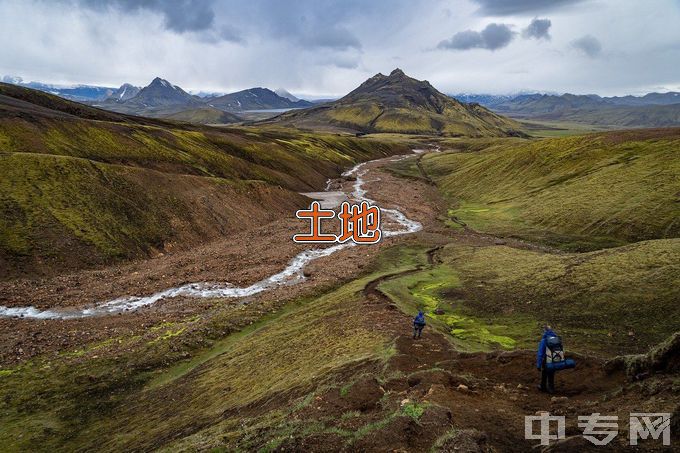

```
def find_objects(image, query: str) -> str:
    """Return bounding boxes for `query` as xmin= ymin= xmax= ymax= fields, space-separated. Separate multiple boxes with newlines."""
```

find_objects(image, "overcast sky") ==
xmin=1 ymin=0 xmax=679 ymax=96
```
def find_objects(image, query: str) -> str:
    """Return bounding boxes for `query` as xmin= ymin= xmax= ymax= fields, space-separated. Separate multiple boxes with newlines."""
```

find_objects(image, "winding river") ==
xmin=0 ymin=152 xmax=423 ymax=320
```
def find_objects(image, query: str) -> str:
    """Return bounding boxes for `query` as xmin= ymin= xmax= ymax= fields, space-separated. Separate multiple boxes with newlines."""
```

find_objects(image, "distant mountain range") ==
xmin=2 ymin=75 xmax=311 ymax=124
xmin=453 ymin=91 xmax=680 ymax=127
xmin=207 ymin=87 xmax=312 ymax=111
xmin=266 ymin=69 xmax=523 ymax=137
xmin=6 ymin=73 xmax=680 ymax=128
xmin=1 ymin=75 xmax=116 ymax=102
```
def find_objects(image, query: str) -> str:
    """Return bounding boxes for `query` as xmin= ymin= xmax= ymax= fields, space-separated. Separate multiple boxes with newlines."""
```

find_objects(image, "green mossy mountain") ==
xmin=493 ymin=92 xmax=680 ymax=128
xmin=267 ymin=69 xmax=524 ymax=137
xmin=0 ymin=83 xmax=404 ymax=278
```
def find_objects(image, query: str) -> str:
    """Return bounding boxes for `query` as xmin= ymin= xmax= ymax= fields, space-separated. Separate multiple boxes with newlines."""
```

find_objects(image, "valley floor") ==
xmin=0 ymin=146 xmax=677 ymax=451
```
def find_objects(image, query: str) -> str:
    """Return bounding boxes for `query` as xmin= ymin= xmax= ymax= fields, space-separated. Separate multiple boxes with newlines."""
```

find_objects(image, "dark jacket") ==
xmin=536 ymin=329 xmax=557 ymax=369
xmin=413 ymin=311 xmax=426 ymax=327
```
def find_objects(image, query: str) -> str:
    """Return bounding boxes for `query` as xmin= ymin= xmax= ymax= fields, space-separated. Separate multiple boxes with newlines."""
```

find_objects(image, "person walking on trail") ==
xmin=413 ymin=311 xmax=426 ymax=339
xmin=537 ymin=325 xmax=560 ymax=393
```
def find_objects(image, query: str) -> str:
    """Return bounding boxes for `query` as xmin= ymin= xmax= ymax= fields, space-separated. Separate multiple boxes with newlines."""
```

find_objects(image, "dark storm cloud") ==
xmin=237 ymin=0 xmax=365 ymax=51
xmin=78 ymin=0 xmax=365 ymax=49
xmin=472 ymin=0 xmax=586 ymax=16
xmin=571 ymin=34 xmax=602 ymax=57
xmin=438 ymin=23 xmax=515 ymax=51
xmin=522 ymin=18 xmax=551 ymax=40
xmin=80 ymin=0 xmax=218 ymax=33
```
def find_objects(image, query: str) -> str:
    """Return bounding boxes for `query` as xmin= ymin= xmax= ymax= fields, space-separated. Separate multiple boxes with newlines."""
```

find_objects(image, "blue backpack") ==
xmin=545 ymin=336 xmax=576 ymax=371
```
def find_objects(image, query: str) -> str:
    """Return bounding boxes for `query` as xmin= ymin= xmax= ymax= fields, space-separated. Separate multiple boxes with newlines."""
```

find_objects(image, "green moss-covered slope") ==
xmin=267 ymin=69 xmax=523 ymax=137
xmin=0 ymin=84 xmax=406 ymax=277
xmin=423 ymin=129 xmax=680 ymax=250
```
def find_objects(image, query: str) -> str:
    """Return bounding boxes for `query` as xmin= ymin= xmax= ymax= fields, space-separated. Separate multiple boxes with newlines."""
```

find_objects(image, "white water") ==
xmin=0 ymin=152 xmax=423 ymax=320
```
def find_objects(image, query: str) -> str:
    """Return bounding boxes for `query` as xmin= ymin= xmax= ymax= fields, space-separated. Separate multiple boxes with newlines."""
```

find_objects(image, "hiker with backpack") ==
xmin=536 ymin=325 xmax=576 ymax=393
xmin=413 ymin=311 xmax=426 ymax=339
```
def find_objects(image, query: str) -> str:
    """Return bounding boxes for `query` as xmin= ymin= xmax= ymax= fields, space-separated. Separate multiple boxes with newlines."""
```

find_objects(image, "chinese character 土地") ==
xmin=630 ymin=413 xmax=671 ymax=446
xmin=578 ymin=413 xmax=618 ymax=446
xmin=525 ymin=413 xmax=565 ymax=446
xmin=293 ymin=201 xmax=382 ymax=244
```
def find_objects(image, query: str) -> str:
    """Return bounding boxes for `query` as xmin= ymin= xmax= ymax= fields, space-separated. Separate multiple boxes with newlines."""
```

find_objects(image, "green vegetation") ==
xmin=380 ymin=240 xmax=679 ymax=355
xmin=401 ymin=402 xmax=426 ymax=421
xmin=379 ymin=264 xmax=531 ymax=351
xmin=164 ymin=107 xmax=242 ymax=124
xmin=520 ymin=119 xmax=616 ymax=137
xmin=423 ymin=129 xmax=680 ymax=250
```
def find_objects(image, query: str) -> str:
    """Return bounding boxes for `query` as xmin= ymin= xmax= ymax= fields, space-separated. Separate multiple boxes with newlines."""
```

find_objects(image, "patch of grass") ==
xmin=374 ymin=109 xmax=436 ymax=134
xmin=148 ymin=327 xmax=186 ymax=345
xmin=385 ymin=155 xmax=430 ymax=183
xmin=402 ymin=402 xmax=426 ymax=421
xmin=519 ymin=119 xmax=614 ymax=138
xmin=327 ymin=103 xmax=382 ymax=127
xmin=339 ymin=382 xmax=352 ymax=397
xmin=379 ymin=265 xmax=527 ymax=351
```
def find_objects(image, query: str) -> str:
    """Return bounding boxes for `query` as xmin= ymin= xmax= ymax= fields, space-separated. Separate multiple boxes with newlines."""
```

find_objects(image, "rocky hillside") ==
xmin=105 ymin=83 xmax=141 ymax=102
xmin=267 ymin=69 xmax=524 ymax=136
